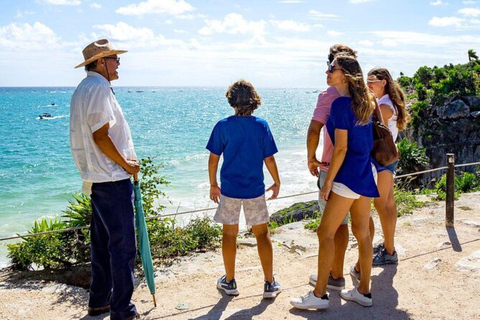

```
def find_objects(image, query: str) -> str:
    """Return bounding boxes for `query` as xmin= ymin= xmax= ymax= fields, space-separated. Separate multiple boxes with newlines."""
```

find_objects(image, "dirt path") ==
xmin=1 ymin=193 xmax=480 ymax=320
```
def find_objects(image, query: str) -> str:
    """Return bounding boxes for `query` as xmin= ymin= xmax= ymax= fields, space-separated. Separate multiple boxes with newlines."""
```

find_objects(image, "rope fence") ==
xmin=0 ymin=156 xmax=478 ymax=242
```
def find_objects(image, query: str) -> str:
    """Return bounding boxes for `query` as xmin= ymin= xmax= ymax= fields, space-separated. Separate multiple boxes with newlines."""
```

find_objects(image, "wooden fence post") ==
xmin=446 ymin=153 xmax=455 ymax=227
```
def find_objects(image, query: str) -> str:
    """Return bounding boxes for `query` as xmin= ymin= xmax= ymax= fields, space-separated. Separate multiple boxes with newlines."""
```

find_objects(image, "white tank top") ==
xmin=378 ymin=94 xmax=398 ymax=142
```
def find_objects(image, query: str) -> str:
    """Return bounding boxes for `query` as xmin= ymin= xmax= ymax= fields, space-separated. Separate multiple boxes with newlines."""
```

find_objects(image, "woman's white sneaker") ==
xmin=290 ymin=291 xmax=329 ymax=310
xmin=340 ymin=287 xmax=372 ymax=307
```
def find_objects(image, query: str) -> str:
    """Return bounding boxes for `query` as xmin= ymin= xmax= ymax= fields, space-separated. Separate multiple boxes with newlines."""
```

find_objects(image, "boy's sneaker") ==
xmin=373 ymin=243 xmax=384 ymax=254
xmin=263 ymin=279 xmax=281 ymax=298
xmin=340 ymin=287 xmax=372 ymax=307
xmin=309 ymin=273 xmax=345 ymax=290
xmin=372 ymin=248 xmax=398 ymax=265
xmin=217 ymin=275 xmax=239 ymax=296
xmin=290 ymin=291 xmax=329 ymax=310
xmin=349 ymin=266 xmax=361 ymax=287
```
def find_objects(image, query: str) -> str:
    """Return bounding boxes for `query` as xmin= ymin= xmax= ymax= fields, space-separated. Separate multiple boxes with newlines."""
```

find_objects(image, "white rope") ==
xmin=1 ymin=161 xmax=478 ymax=242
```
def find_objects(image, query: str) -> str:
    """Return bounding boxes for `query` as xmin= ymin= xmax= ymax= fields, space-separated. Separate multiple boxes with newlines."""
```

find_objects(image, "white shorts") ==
xmin=318 ymin=170 xmax=349 ymax=225
xmin=214 ymin=194 xmax=269 ymax=226
xmin=331 ymin=163 xmax=378 ymax=199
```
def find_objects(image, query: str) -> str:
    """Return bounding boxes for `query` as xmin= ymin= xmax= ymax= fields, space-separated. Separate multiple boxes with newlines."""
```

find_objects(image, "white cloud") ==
xmin=40 ymin=0 xmax=81 ymax=5
xmin=309 ymin=10 xmax=339 ymax=19
xmin=116 ymin=0 xmax=195 ymax=16
xmin=459 ymin=8 xmax=480 ymax=17
xmin=90 ymin=3 xmax=101 ymax=9
xmin=270 ymin=20 xmax=310 ymax=32
xmin=176 ymin=14 xmax=196 ymax=19
xmin=92 ymin=22 xmax=191 ymax=49
xmin=358 ymin=40 xmax=374 ymax=46
xmin=327 ymin=30 xmax=344 ymax=36
xmin=370 ymin=30 xmax=480 ymax=47
xmin=278 ymin=0 xmax=304 ymax=3
xmin=463 ymin=1 xmax=476 ymax=4
xmin=93 ymin=22 xmax=156 ymax=42
xmin=381 ymin=39 xmax=398 ymax=47
xmin=198 ymin=13 xmax=266 ymax=42
xmin=430 ymin=0 xmax=447 ymax=6
xmin=429 ymin=16 xmax=465 ymax=27
xmin=349 ymin=0 xmax=377 ymax=3
xmin=15 ymin=10 xmax=35 ymax=18
xmin=174 ymin=29 xmax=187 ymax=34
xmin=0 ymin=22 xmax=61 ymax=50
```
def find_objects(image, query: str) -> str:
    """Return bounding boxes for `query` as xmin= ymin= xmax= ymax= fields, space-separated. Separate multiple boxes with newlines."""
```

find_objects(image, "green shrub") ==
xmin=304 ymin=218 xmax=321 ymax=231
xmin=7 ymin=157 xmax=174 ymax=270
xmin=146 ymin=217 xmax=221 ymax=259
xmin=397 ymin=138 xmax=429 ymax=173
xmin=8 ymin=219 xmax=71 ymax=270
xmin=184 ymin=216 xmax=222 ymax=250
xmin=435 ymin=170 xmax=480 ymax=200
xmin=138 ymin=157 xmax=170 ymax=216
xmin=393 ymin=189 xmax=429 ymax=216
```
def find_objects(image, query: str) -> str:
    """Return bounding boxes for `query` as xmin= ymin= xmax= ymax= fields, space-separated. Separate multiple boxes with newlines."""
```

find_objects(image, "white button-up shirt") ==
xmin=70 ymin=71 xmax=136 ymax=187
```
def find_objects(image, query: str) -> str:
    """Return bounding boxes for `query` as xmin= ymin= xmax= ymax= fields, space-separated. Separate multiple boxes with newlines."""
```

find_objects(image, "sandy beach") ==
xmin=1 ymin=192 xmax=479 ymax=320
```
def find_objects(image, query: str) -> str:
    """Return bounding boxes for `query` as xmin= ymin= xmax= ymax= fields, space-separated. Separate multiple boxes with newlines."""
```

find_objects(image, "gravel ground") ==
xmin=1 ymin=192 xmax=479 ymax=320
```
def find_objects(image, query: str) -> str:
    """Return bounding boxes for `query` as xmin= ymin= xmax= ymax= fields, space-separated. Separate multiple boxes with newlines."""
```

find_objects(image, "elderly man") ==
xmin=70 ymin=39 xmax=140 ymax=320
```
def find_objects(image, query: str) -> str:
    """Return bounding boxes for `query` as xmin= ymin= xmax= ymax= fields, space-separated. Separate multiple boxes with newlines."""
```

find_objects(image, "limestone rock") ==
xmin=455 ymin=250 xmax=480 ymax=273
xmin=424 ymin=258 xmax=441 ymax=270
xmin=437 ymin=241 xmax=451 ymax=248
xmin=437 ymin=99 xmax=470 ymax=119
xmin=462 ymin=96 xmax=480 ymax=110
xmin=270 ymin=201 xmax=318 ymax=224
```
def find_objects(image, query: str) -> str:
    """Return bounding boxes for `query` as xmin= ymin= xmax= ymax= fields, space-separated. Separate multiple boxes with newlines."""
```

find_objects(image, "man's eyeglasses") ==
xmin=327 ymin=64 xmax=341 ymax=73
xmin=104 ymin=57 xmax=120 ymax=63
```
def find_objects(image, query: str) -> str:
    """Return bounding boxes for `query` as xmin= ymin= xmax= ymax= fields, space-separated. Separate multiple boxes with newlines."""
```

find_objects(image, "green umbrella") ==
xmin=133 ymin=174 xmax=157 ymax=307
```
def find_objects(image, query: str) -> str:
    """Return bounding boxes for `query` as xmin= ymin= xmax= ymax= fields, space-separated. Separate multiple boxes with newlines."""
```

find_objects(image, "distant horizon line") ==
xmin=0 ymin=85 xmax=321 ymax=89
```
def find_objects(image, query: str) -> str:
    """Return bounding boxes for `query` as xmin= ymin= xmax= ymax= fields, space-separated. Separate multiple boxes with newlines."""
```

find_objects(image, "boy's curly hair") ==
xmin=226 ymin=79 xmax=261 ymax=116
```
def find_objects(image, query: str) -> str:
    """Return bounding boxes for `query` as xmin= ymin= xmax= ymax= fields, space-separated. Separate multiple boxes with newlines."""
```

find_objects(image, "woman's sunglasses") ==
xmin=327 ymin=64 xmax=341 ymax=73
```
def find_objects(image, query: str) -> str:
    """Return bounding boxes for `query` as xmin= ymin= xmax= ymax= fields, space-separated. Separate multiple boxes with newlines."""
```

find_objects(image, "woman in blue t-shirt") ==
xmin=291 ymin=55 xmax=378 ymax=310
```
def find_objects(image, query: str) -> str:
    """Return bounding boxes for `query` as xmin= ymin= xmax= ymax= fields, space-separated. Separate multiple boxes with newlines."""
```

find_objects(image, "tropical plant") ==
xmin=468 ymin=49 xmax=478 ymax=62
xmin=138 ymin=157 xmax=170 ymax=216
xmin=396 ymin=138 xmax=430 ymax=175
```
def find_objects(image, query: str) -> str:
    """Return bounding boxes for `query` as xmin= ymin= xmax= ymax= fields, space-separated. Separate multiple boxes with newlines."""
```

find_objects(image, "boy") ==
xmin=206 ymin=79 xmax=281 ymax=299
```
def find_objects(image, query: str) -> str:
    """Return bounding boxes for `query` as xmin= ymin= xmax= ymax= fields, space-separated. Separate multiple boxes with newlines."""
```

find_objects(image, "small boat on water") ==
xmin=38 ymin=113 xmax=53 ymax=119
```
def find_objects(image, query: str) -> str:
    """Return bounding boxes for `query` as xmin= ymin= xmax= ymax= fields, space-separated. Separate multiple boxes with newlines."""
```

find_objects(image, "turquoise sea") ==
xmin=0 ymin=86 xmax=324 ymax=267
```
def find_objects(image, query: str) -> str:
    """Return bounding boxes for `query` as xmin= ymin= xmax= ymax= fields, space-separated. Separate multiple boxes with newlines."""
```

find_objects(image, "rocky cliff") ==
xmin=411 ymin=95 xmax=480 ymax=183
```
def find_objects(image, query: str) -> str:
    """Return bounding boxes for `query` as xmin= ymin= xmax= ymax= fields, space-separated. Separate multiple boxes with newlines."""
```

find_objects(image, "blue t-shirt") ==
xmin=326 ymin=97 xmax=379 ymax=198
xmin=206 ymin=116 xmax=278 ymax=199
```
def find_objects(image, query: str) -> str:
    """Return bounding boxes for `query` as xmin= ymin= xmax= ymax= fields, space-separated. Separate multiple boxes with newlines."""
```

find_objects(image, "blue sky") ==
xmin=1 ymin=0 xmax=479 ymax=87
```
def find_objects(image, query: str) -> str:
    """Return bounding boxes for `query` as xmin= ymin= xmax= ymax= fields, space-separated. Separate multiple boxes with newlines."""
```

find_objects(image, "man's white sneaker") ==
xmin=290 ymin=291 xmax=329 ymax=310
xmin=340 ymin=287 xmax=372 ymax=307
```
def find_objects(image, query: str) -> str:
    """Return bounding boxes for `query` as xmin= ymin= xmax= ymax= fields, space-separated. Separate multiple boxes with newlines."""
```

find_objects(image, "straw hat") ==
xmin=75 ymin=39 xmax=127 ymax=69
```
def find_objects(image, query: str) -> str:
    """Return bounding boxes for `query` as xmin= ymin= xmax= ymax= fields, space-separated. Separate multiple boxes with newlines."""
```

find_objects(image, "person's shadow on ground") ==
xmin=289 ymin=266 xmax=412 ymax=320
xmin=189 ymin=293 xmax=234 ymax=320
xmin=223 ymin=297 xmax=274 ymax=319
xmin=369 ymin=265 xmax=411 ymax=319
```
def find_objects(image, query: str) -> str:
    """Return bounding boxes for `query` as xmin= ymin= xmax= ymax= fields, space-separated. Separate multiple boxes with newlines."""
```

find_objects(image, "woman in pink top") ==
xmin=366 ymin=67 xmax=410 ymax=265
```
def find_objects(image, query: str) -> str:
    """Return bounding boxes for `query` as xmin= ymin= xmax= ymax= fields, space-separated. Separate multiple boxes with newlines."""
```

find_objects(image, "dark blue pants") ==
xmin=90 ymin=179 xmax=137 ymax=320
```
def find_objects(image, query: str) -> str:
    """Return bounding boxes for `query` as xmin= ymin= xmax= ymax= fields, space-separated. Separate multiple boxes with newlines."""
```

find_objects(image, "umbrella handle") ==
xmin=152 ymin=294 xmax=157 ymax=308
xmin=134 ymin=173 xmax=138 ymax=182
